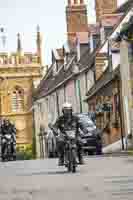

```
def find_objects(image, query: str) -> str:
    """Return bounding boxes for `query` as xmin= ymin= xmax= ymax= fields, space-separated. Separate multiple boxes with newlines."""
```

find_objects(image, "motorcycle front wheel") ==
xmin=69 ymin=148 xmax=77 ymax=173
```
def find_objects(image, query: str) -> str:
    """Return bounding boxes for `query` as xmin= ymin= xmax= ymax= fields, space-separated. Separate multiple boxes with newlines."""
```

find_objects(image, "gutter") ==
xmin=84 ymin=67 xmax=120 ymax=101
xmin=84 ymin=78 xmax=113 ymax=102
xmin=34 ymin=51 xmax=96 ymax=101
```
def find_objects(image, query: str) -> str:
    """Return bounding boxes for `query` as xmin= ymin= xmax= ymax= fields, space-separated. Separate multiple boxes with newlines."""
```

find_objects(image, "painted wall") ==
xmin=112 ymin=53 xmax=120 ymax=70
xmin=65 ymin=80 xmax=77 ymax=113
xmin=48 ymin=93 xmax=58 ymax=124
xmin=58 ymin=87 xmax=65 ymax=115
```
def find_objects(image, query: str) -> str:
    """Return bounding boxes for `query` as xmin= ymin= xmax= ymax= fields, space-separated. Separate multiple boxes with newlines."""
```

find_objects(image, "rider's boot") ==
xmin=78 ymin=150 xmax=84 ymax=165
xmin=58 ymin=152 xmax=64 ymax=166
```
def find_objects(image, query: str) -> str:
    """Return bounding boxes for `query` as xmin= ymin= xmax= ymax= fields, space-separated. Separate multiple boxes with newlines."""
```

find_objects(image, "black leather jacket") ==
xmin=53 ymin=115 xmax=84 ymax=137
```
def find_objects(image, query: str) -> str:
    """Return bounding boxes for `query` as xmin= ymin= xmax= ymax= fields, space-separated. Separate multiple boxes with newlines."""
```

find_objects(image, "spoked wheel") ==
xmin=71 ymin=149 xmax=77 ymax=173
xmin=65 ymin=148 xmax=77 ymax=173
xmin=65 ymin=152 xmax=71 ymax=172
xmin=72 ymin=165 xmax=76 ymax=173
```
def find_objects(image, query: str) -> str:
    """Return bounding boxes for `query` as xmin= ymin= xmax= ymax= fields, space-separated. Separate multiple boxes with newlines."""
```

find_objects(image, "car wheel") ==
xmin=96 ymin=148 xmax=102 ymax=155
xmin=88 ymin=151 xmax=94 ymax=155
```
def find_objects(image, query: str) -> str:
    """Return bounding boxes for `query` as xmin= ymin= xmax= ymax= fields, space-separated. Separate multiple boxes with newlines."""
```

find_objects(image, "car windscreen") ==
xmin=78 ymin=116 xmax=96 ymax=129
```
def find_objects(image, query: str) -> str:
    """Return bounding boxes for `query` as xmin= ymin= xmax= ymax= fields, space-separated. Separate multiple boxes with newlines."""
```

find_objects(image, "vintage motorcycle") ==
xmin=62 ymin=130 xmax=77 ymax=173
xmin=1 ymin=134 xmax=16 ymax=161
xmin=50 ymin=124 xmax=78 ymax=173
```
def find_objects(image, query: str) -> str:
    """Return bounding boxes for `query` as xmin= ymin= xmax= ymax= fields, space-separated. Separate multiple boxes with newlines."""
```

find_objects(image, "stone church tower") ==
xmin=95 ymin=0 xmax=117 ymax=22
xmin=0 ymin=27 xmax=43 ymax=149
xmin=66 ymin=0 xmax=88 ymax=45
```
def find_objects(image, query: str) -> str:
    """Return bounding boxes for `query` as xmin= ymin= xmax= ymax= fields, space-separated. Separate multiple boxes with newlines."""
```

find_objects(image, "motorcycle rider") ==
xmin=1 ymin=119 xmax=16 ymax=156
xmin=52 ymin=102 xmax=84 ymax=166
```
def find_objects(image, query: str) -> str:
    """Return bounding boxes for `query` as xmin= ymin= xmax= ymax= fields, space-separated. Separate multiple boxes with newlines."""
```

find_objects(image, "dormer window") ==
xmin=52 ymin=62 xmax=58 ymax=76
xmin=72 ymin=64 xmax=79 ymax=74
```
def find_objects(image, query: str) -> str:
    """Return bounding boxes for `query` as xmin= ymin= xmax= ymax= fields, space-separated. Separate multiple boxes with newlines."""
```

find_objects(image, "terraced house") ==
xmin=85 ymin=0 xmax=133 ymax=151
xmin=34 ymin=0 xmax=129 ymax=158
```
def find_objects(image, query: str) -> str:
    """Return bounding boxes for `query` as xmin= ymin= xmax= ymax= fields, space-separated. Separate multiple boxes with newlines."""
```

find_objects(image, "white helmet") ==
xmin=62 ymin=102 xmax=72 ymax=110
xmin=62 ymin=102 xmax=73 ymax=115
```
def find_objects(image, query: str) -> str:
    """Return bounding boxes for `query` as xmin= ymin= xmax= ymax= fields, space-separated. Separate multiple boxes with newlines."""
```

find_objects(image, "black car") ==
xmin=77 ymin=113 xmax=102 ymax=155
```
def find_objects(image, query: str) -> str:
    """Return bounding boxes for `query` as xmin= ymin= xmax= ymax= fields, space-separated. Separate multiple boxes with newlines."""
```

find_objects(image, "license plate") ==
xmin=5 ymin=134 xmax=11 ymax=140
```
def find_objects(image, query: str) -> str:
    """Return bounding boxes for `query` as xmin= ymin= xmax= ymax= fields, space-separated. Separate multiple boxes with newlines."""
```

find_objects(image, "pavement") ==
xmin=0 ymin=156 xmax=133 ymax=200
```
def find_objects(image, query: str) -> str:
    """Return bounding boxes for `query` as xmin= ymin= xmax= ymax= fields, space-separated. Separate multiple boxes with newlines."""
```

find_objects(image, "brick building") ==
xmin=95 ymin=0 xmax=117 ymax=22
xmin=66 ymin=0 xmax=89 ymax=45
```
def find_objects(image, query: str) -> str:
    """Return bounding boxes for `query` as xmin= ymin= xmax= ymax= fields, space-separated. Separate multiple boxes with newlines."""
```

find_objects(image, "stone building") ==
xmin=0 ymin=27 xmax=43 ymax=149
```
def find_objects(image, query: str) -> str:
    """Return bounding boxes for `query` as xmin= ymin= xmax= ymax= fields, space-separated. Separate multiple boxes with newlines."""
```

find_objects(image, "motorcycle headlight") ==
xmin=5 ymin=134 xmax=11 ymax=140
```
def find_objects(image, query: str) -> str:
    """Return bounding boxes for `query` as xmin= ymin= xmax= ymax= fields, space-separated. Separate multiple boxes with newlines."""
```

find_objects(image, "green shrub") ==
xmin=16 ymin=144 xmax=34 ymax=160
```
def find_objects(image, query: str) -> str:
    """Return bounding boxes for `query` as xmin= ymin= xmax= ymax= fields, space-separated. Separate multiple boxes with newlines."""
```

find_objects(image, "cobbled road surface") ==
xmin=0 ymin=156 xmax=133 ymax=200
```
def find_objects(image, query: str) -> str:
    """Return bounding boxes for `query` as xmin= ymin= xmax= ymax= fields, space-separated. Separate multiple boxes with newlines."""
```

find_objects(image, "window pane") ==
xmin=11 ymin=88 xmax=24 ymax=112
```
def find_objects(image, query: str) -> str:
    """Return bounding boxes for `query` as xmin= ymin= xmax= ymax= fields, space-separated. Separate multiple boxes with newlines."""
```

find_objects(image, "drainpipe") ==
xmin=77 ymin=79 xmax=82 ymax=113
xmin=56 ymin=91 xmax=60 ymax=117
xmin=117 ymin=78 xmax=125 ymax=150
xmin=32 ymin=104 xmax=37 ymax=159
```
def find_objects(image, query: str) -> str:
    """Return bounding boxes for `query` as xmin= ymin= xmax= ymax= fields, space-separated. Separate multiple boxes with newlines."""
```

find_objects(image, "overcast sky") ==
xmin=0 ymin=0 xmax=126 ymax=64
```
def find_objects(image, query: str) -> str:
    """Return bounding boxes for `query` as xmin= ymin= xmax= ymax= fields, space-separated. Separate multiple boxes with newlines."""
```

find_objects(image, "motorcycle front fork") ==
xmin=65 ymin=147 xmax=77 ymax=165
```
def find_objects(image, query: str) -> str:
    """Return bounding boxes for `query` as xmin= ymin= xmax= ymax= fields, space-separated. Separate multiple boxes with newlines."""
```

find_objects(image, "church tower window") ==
xmin=11 ymin=86 xmax=24 ymax=112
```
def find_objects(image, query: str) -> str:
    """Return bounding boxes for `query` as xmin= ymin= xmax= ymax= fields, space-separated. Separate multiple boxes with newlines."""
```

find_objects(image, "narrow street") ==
xmin=0 ymin=156 xmax=133 ymax=200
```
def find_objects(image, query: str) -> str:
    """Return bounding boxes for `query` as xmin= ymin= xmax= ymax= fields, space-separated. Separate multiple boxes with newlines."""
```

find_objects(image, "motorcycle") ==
xmin=50 ymin=124 xmax=78 ymax=173
xmin=63 ymin=130 xmax=77 ymax=173
xmin=1 ymin=134 xmax=16 ymax=161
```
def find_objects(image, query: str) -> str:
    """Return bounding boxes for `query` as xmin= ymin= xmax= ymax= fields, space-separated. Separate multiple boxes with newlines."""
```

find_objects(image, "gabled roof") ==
xmin=34 ymin=46 xmax=96 ymax=100
xmin=84 ymin=1 xmax=133 ymax=101
xmin=56 ymin=48 xmax=64 ymax=60
xmin=34 ymin=7 xmax=124 ymax=101
xmin=35 ymin=0 xmax=132 ymax=101
xmin=34 ymin=55 xmax=76 ymax=100
xmin=84 ymin=66 xmax=120 ymax=101
xmin=53 ymin=49 xmax=62 ymax=60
